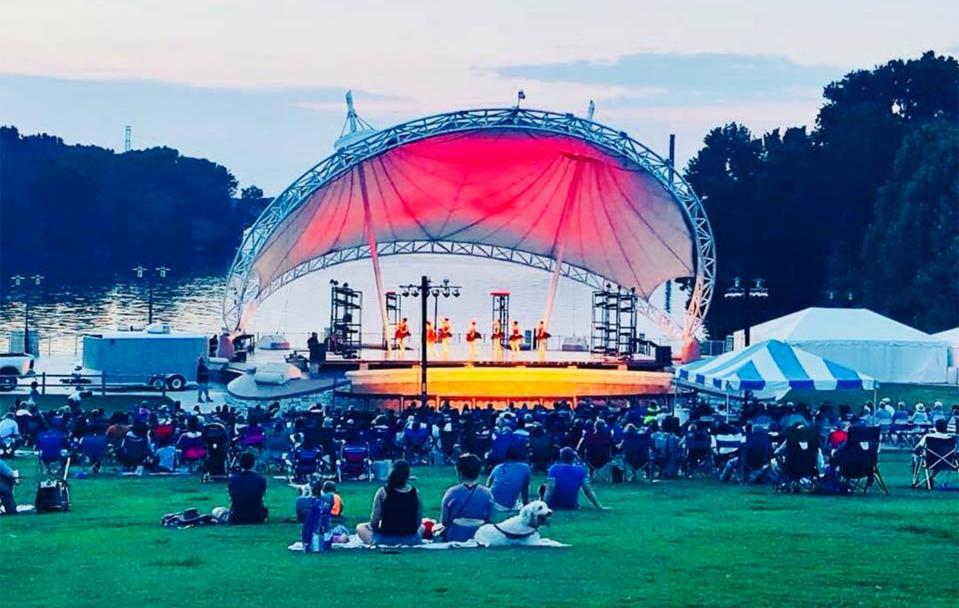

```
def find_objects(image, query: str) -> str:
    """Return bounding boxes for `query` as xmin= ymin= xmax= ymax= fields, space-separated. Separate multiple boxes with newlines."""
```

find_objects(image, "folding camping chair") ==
xmin=287 ymin=446 xmax=324 ymax=483
xmin=337 ymin=442 xmax=372 ymax=482
xmin=584 ymin=437 xmax=615 ymax=483
xmin=912 ymin=436 xmax=959 ymax=490
xmin=682 ymin=429 xmax=713 ymax=478
xmin=776 ymin=426 xmax=821 ymax=492
xmin=77 ymin=434 xmax=108 ymax=473
xmin=737 ymin=431 xmax=772 ymax=484
xmin=622 ymin=432 xmax=652 ymax=481
xmin=36 ymin=429 xmax=68 ymax=476
xmin=834 ymin=425 xmax=887 ymax=494
xmin=529 ymin=431 xmax=556 ymax=474
xmin=261 ymin=427 xmax=291 ymax=474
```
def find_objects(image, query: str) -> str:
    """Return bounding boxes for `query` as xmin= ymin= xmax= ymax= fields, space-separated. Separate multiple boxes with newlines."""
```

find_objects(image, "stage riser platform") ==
xmin=345 ymin=367 xmax=672 ymax=400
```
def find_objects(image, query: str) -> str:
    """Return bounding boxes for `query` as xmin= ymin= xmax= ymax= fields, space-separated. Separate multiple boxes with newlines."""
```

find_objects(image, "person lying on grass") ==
xmin=356 ymin=459 xmax=423 ymax=545
xmin=542 ymin=447 xmax=608 ymax=511
xmin=440 ymin=453 xmax=495 ymax=542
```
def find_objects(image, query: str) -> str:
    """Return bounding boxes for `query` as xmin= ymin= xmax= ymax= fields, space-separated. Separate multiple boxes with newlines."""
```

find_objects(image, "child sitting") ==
xmin=321 ymin=480 xmax=344 ymax=521
xmin=295 ymin=480 xmax=343 ymax=523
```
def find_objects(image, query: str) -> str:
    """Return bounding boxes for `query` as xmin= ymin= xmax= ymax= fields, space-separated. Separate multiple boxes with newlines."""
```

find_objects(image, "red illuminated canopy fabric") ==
xmin=252 ymin=129 xmax=695 ymax=298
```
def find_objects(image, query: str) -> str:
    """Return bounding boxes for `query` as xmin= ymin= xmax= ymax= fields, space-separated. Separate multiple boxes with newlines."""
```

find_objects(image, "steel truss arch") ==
xmin=223 ymin=107 xmax=716 ymax=339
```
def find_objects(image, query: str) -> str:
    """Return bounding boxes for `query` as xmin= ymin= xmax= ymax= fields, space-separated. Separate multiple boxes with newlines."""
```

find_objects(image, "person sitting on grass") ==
xmin=296 ymin=479 xmax=343 ymax=523
xmin=441 ymin=453 xmax=494 ymax=542
xmin=542 ymin=447 xmax=608 ymax=511
xmin=227 ymin=452 xmax=268 ymax=525
xmin=487 ymin=443 xmax=531 ymax=511
xmin=0 ymin=457 xmax=18 ymax=515
xmin=356 ymin=459 xmax=423 ymax=545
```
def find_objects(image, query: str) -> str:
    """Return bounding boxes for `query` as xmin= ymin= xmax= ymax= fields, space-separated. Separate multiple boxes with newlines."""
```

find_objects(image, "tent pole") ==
xmin=357 ymin=165 xmax=392 ymax=355
xmin=542 ymin=158 xmax=587 ymax=331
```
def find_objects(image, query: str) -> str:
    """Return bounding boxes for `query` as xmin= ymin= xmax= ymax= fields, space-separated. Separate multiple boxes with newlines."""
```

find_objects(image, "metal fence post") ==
xmin=41 ymin=372 xmax=46 ymax=395
xmin=101 ymin=374 xmax=106 ymax=396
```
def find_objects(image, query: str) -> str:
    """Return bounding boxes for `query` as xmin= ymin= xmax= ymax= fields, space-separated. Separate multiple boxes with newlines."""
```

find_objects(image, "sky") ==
xmin=1 ymin=0 xmax=957 ymax=194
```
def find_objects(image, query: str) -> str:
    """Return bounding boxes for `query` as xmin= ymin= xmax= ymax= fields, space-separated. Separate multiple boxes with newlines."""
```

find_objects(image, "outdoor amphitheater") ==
xmin=1 ymin=7 xmax=958 ymax=607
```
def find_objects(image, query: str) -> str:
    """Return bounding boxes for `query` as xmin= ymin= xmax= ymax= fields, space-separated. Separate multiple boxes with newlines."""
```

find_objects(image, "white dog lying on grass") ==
xmin=473 ymin=500 xmax=554 ymax=547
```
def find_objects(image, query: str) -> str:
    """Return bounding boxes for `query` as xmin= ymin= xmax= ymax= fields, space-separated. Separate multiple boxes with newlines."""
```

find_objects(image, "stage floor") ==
xmin=345 ymin=365 xmax=673 ymax=403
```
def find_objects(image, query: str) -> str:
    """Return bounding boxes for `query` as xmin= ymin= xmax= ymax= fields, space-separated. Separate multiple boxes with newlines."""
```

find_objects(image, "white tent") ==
xmin=934 ymin=327 xmax=959 ymax=367
xmin=733 ymin=308 xmax=949 ymax=384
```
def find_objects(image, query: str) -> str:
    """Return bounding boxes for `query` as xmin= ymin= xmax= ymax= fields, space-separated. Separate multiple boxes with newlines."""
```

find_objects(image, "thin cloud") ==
xmin=495 ymin=52 xmax=848 ymax=105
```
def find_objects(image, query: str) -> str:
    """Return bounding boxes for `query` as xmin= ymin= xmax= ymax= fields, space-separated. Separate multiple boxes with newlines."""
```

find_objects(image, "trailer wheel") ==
xmin=0 ymin=375 xmax=16 ymax=391
xmin=166 ymin=375 xmax=186 ymax=391
xmin=149 ymin=376 xmax=167 ymax=391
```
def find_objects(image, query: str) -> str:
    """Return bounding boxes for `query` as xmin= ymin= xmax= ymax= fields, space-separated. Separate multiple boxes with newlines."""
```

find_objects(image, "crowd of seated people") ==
xmin=1 ymin=392 xmax=957 ymax=521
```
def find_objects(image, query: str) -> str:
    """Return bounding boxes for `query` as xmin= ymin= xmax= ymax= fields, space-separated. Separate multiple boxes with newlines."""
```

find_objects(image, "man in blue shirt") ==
xmin=487 ymin=443 xmax=531 ymax=510
xmin=544 ymin=447 xmax=607 ymax=510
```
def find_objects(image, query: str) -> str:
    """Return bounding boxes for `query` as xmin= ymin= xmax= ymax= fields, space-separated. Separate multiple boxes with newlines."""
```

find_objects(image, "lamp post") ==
xmin=826 ymin=289 xmax=854 ymax=308
xmin=724 ymin=277 xmax=769 ymax=347
xmin=429 ymin=277 xmax=461 ymax=326
xmin=10 ymin=274 xmax=43 ymax=355
xmin=399 ymin=276 xmax=461 ymax=407
xmin=132 ymin=266 xmax=170 ymax=325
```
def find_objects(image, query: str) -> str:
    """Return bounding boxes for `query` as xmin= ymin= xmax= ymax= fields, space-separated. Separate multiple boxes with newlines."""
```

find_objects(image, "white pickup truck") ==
xmin=0 ymin=353 xmax=35 ymax=391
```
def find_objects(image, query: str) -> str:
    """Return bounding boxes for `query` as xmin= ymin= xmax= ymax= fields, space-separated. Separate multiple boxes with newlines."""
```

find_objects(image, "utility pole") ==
xmin=10 ymin=274 xmax=43 ymax=355
xmin=133 ymin=266 xmax=170 ymax=324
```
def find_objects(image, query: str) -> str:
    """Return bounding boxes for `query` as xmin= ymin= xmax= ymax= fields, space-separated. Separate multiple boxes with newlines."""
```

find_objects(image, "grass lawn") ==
xmin=1 ymin=452 xmax=957 ymax=608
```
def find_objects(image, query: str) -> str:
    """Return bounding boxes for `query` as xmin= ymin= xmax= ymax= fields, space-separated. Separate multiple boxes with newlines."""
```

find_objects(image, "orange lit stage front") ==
xmin=343 ymin=364 xmax=672 ymax=407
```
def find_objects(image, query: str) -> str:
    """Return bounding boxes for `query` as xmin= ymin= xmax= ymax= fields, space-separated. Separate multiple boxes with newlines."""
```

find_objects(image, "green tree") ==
xmin=860 ymin=120 xmax=959 ymax=331
xmin=241 ymin=185 xmax=264 ymax=200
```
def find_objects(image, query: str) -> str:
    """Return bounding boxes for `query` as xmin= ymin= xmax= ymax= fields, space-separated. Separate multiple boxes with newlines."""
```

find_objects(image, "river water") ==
xmin=0 ymin=255 xmax=683 ymax=356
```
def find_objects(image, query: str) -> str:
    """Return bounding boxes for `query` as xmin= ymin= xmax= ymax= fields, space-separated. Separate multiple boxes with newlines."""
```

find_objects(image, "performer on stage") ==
xmin=508 ymin=320 xmax=523 ymax=358
xmin=440 ymin=317 xmax=453 ymax=358
xmin=490 ymin=319 xmax=505 ymax=361
xmin=426 ymin=321 xmax=438 ymax=357
xmin=394 ymin=317 xmax=411 ymax=357
xmin=465 ymin=320 xmax=482 ymax=360
xmin=535 ymin=320 xmax=551 ymax=361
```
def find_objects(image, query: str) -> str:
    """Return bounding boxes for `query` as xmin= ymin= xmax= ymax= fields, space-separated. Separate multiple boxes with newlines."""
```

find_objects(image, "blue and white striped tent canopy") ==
xmin=675 ymin=339 xmax=877 ymax=399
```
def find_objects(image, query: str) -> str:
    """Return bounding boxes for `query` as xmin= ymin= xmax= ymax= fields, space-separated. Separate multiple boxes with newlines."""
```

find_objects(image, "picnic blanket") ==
xmin=288 ymin=535 xmax=569 ymax=551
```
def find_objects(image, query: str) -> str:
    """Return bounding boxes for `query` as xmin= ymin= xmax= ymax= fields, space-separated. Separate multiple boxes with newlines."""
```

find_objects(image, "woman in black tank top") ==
xmin=379 ymin=486 xmax=420 ymax=536
xmin=356 ymin=459 xmax=423 ymax=545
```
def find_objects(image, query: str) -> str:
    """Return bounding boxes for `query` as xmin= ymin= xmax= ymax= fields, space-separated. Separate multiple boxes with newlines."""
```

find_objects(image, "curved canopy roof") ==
xmin=224 ymin=108 xmax=716 ymax=336
xmin=253 ymin=128 xmax=694 ymax=300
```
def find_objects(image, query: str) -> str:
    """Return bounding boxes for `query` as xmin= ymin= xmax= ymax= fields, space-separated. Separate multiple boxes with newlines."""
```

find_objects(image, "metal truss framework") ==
xmin=223 ymin=107 xmax=716 ymax=339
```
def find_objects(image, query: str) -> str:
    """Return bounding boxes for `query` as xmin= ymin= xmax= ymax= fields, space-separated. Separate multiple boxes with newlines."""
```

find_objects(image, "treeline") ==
xmin=685 ymin=51 xmax=958 ymax=338
xmin=0 ymin=127 xmax=269 ymax=280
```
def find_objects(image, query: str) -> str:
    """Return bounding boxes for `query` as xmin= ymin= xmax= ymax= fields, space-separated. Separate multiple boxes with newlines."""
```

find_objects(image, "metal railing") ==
xmin=2 ymin=371 xmax=191 ymax=396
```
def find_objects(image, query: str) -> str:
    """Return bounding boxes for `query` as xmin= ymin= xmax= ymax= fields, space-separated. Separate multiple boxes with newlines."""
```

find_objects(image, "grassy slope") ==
xmin=1 ymin=452 xmax=957 ymax=608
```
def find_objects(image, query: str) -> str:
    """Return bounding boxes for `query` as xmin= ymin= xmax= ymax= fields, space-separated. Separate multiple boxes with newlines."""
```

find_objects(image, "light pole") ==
xmin=826 ymin=289 xmax=854 ymax=308
xmin=429 ymin=277 xmax=461 ymax=326
xmin=132 ymin=266 xmax=170 ymax=325
xmin=10 ymin=274 xmax=43 ymax=355
xmin=724 ymin=277 xmax=769 ymax=347
xmin=399 ymin=276 xmax=461 ymax=407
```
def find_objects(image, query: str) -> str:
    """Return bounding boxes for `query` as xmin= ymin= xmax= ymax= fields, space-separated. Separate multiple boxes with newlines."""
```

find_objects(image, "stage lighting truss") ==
xmin=223 ymin=107 xmax=716 ymax=340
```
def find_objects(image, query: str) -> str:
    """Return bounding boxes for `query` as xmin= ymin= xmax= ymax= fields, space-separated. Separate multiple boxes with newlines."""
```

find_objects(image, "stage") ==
xmin=345 ymin=363 xmax=672 ymax=404
xmin=224 ymin=346 xmax=671 ymax=408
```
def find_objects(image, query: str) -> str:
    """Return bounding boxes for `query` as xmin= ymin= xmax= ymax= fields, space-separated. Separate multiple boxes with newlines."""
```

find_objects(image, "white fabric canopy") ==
xmin=733 ymin=308 xmax=948 ymax=384
xmin=934 ymin=327 xmax=959 ymax=366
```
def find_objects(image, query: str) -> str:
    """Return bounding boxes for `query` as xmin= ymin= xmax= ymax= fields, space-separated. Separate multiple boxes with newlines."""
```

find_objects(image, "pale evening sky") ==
xmin=1 ymin=0 xmax=956 ymax=193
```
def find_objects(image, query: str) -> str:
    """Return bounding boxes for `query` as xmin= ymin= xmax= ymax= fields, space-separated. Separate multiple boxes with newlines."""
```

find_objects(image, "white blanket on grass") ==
xmin=288 ymin=535 xmax=568 ymax=552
